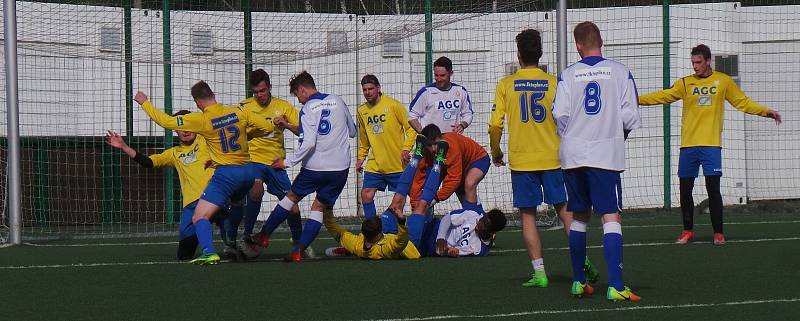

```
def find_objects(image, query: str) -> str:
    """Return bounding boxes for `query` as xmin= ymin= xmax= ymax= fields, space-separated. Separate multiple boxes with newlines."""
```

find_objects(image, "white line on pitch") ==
xmin=0 ymin=256 xmax=299 ymax=270
xmin=3 ymin=236 xmax=798 ymax=270
xmin=363 ymin=298 xmax=800 ymax=321
xmin=22 ymin=236 xmax=334 ymax=248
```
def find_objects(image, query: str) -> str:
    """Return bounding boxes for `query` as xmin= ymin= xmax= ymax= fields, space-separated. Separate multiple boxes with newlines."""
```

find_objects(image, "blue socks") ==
xmin=259 ymin=197 xmax=293 ymax=235
xmin=194 ymin=218 xmax=215 ymax=254
xmin=295 ymin=210 xmax=323 ymax=251
xmin=363 ymin=201 xmax=377 ymax=218
xmin=395 ymin=153 xmax=423 ymax=196
xmin=569 ymin=220 xmax=588 ymax=284
xmin=243 ymin=196 xmax=262 ymax=235
xmin=421 ymin=167 xmax=441 ymax=204
xmin=603 ymin=222 xmax=624 ymax=291
xmin=287 ymin=213 xmax=302 ymax=242
xmin=380 ymin=209 xmax=398 ymax=234
xmin=408 ymin=213 xmax=426 ymax=248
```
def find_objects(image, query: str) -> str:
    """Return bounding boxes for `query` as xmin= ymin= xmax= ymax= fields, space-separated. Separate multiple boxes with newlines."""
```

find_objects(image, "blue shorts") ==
xmin=291 ymin=168 xmax=349 ymax=206
xmin=678 ymin=147 xmax=722 ymax=178
xmin=363 ymin=171 xmax=401 ymax=192
xmin=563 ymin=167 xmax=623 ymax=215
xmin=201 ymin=163 xmax=257 ymax=208
xmin=252 ymin=162 xmax=292 ymax=198
xmin=468 ymin=155 xmax=491 ymax=174
xmin=511 ymin=169 xmax=568 ymax=208
xmin=179 ymin=201 xmax=198 ymax=240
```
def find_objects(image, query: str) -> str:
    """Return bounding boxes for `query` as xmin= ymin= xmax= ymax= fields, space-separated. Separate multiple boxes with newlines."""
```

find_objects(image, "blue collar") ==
xmin=579 ymin=56 xmax=605 ymax=66
xmin=309 ymin=92 xmax=328 ymax=101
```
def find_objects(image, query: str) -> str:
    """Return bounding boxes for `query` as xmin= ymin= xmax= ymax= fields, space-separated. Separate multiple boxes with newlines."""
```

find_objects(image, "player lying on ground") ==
xmin=322 ymin=207 xmax=420 ymax=260
xmin=105 ymin=120 xmax=221 ymax=260
xmin=431 ymin=208 xmax=507 ymax=257
xmin=135 ymin=81 xmax=276 ymax=265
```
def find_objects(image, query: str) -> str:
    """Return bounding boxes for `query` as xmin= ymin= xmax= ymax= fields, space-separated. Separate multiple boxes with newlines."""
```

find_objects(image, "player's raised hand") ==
xmin=355 ymin=159 xmax=364 ymax=173
xmin=104 ymin=130 xmax=127 ymax=149
xmin=134 ymin=91 xmax=148 ymax=105
xmin=492 ymin=152 xmax=506 ymax=167
xmin=767 ymin=110 xmax=782 ymax=125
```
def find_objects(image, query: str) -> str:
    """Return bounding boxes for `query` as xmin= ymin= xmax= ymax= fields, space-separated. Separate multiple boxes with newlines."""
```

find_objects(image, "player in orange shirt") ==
xmin=405 ymin=124 xmax=490 ymax=247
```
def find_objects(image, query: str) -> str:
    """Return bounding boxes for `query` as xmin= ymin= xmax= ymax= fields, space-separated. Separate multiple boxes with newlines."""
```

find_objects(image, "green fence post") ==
xmin=162 ymin=0 xmax=175 ymax=224
xmin=424 ymin=0 xmax=433 ymax=84
xmin=662 ymin=0 xmax=672 ymax=209
xmin=244 ymin=0 xmax=253 ymax=97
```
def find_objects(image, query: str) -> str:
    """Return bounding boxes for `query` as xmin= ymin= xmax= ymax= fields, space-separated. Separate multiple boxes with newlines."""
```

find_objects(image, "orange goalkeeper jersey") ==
xmin=411 ymin=133 xmax=488 ymax=203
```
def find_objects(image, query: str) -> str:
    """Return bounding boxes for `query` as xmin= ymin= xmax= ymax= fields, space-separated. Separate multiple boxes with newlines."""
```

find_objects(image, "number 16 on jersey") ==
xmin=514 ymin=79 xmax=549 ymax=124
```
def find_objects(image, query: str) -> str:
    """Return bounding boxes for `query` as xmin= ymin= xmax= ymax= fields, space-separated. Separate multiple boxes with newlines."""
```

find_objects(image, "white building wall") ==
xmin=1 ymin=2 xmax=798 ymax=215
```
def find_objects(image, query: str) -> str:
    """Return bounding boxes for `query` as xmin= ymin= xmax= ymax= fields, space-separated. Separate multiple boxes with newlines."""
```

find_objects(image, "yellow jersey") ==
xmin=323 ymin=211 xmax=420 ymax=260
xmin=639 ymin=71 xmax=770 ymax=147
xmin=356 ymin=95 xmax=416 ymax=174
xmin=149 ymin=136 xmax=214 ymax=207
xmin=489 ymin=68 xmax=560 ymax=171
xmin=141 ymin=101 xmax=274 ymax=165
xmin=240 ymin=97 xmax=300 ymax=164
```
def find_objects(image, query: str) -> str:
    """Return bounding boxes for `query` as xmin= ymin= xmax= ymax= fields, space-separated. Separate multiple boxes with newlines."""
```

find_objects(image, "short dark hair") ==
xmin=361 ymin=216 xmax=382 ymax=242
xmin=434 ymin=56 xmax=453 ymax=72
xmin=516 ymin=29 xmax=543 ymax=66
xmin=289 ymin=71 xmax=316 ymax=94
xmin=250 ymin=69 xmax=270 ymax=87
xmin=573 ymin=21 xmax=603 ymax=49
xmin=172 ymin=110 xmax=191 ymax=117
xmin=420 ymin=124 xmax=442 ymax=142
xmin=190 ymin=81 xmax=215 ymax=100
xmin=360 ymin=74 xmax=380 ymax=87
xmin=485 ymin=209 xmax=507 ymax=233
xmin=691 ymin=44 xmax=712 ymax=60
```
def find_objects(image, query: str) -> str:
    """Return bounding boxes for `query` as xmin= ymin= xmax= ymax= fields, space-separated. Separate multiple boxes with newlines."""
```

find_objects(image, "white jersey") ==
xmin=288 ymin=92 xmax=357 ymax=171
xmin=552 ymin=56 xmax=641 ymax=171
xmin=409 ymin=83 xmax=474 ymax=132
xmin=436 ymin=209 xmax=490 ymax=257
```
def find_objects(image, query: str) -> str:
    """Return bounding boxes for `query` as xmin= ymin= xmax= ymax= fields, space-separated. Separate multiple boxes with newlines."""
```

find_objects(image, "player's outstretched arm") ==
xmin=434 ymin=213 xmax=453 ymax=256
xmin=386 ymin=207 xmax=410 ymax=253
xmin=725 ymin=79 xmax=782 ymax=125
xmin=134 ymin=91 xmax=203 ymax=132
xmin=638 ymin=79 xmax=684 ymax=106
xmin=104 ymin=130 xmax=156 ymax=168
